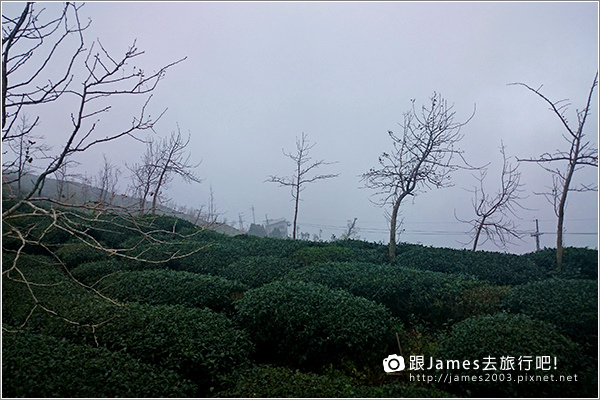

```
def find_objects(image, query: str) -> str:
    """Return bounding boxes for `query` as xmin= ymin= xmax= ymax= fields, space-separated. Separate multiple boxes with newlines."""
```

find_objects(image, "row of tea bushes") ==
xmin=3 ymin=259 xmax=254 ymax=396
xmin=501 ymin=278 xmax=598 ymax=350
xmin=91 ymin=268 xmax=247 ymax=313
xmin=283 ymin=262 xmax=505 ymax=328
xmin=218 ymin=365 xmax=456 ymax=398
xmin=234 ymin=280 xmax=402 ymax=371
xmin=434 ymin=313 xmax=593 ymax=398
xmin=395 ymin=245 xmax=546 ymax=286
xmin=2 ymin=331 xmax=197 ymax=398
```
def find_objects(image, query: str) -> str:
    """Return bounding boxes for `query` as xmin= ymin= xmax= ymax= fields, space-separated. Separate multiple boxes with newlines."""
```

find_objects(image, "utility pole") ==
xmin=238 ymin=213 xmax=244 ymax=231
xmin=531 ymin=219 xmax=543 ymax=252
xmin=265 ymin=214 xmax=269 ymax=235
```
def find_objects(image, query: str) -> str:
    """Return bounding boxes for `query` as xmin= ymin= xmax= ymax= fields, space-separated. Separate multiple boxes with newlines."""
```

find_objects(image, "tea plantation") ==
xmin=2 ymin=213 xmax=598 ymax=397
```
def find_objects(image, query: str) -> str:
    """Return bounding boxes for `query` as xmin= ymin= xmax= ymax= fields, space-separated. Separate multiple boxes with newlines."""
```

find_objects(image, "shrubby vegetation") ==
xmin=218 ymin=365 xmax=456 ymax=398
xmin=2 ymin=331 xmax=197 ymax=398
xmin=3 ymin=205 xmax=597 ymax=398
xmin=502 ymin=279 xmax=598 ymax=349
xmin=524 ymin=247 xmax=599 ymax=280
xmin=216 ymin=255 xmax=301 ymax=288
xmin=435 ymin=313 xmax=587 ymax=397
xmin=284 ymin=262 xmax=496 ymax=328
xmin=291 ymin=244 xmax=384 ymax=266
xmin=218 ymin=365 xmax=358 ymax=398
xmin=94 ymin=269 xmax=248 ymax=313
xmin=54 ymin=241 xmax=109 ymax=269
xmin=234 ymin=280 xmax=400 ymax=370
xmin=396 ymin=244 xmax=547 ymax=285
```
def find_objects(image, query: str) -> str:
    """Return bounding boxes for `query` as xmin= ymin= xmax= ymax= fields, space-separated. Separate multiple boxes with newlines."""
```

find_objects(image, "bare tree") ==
xmin=126 ymin=141 xmax=161 ymax=213
xmin=1 ymin=3 xmax=201 ymax=332
xmin=127 ymin=127 xmax=202 ymax=214
xmin=361 ymin=93 xmax=475 ymax=260
xmin=2 ymin=2 xmax=186 ymax=217
xmin=205 ymin=185 xmax=223 ymax=225
xmin=510 ymin=72 xmax=598 ymax=271
xmin=343 ymin=217 xmax=358 ymax=240
xmin=94 ymin=154 xmax=121 ymax=204
xmin=53 ymin=157 xmax=80 ymax=200
xmin=266 ymin=132 xmax=339 ymax=239
xmin=149 ymin=127 xmax=202 ymax=214
xmin=456 ymin=142 xmax=526 ymax=251
xmin=2 ymin=114 xmax=51 ymax=195
xmin=341 ymin=217 xmax=359 ymax=240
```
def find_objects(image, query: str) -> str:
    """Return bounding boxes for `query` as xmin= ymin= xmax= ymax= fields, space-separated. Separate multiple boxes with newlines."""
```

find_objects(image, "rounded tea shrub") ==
xmin=230 ymin=234 xmax=309 ymax=258
xmin=2 ymin=331 xmax=197 ymax=397
xmin=398 ymin=246 xmax=545 ymax=285
xmin=9 ymin=297 xmax=255 ymax=396
xmin=217 ymin=256 xmax=301 ymax=288
xmin=218 ymin=366 xmax=457 ymax=398
xmin=218 ymin=365 xmax=356 ymax=398
xmin=502 ymin=278 xmax=598 ymax=347
xmin=234 ymin=280 xmax=399 ymax=370
xmin=171 ymin=242 xmax=247 ymax=274
xmin=353 ymin=384 xmax=456 ymax=398
xmin=525 ymin=247 xmax=599 ymax=280
xmin=54 ymin=241 xmax=108 ymax=269
xmin=434 ymin=313 xmax=586 ymax=397
xmin=284 ymin=262 xmax=483 ymax=328
xmin=70 ymin=259 xmax=126 ymax=286
xmin=89 ymin=303 xmax=255 ymax=394
xmin=95 ymin=269 xmax=247 ymax=312
xmin=291 ymin=245 xmax=358 ymax=266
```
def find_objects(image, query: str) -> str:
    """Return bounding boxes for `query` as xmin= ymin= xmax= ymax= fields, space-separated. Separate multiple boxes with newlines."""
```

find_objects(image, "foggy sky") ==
xmin=3 ymin=1 xmax=598 ymax=253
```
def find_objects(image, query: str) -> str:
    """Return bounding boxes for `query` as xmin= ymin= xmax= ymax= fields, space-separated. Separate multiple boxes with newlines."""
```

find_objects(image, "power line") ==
xmin=298 ymin=222 xmax=597 ymax=237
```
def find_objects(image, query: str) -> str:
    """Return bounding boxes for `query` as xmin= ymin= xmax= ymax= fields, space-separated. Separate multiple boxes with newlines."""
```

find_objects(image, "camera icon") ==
xmin=383 ymin=354 xmax=405 ymax=373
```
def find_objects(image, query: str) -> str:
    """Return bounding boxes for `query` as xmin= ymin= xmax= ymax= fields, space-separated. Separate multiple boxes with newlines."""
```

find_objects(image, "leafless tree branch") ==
xmin=2 ymin=3 xmax=202 ymax=334
xmin=456 ymin=142 xmax=527 ymax=250
xmin=509 ymin=72 xmax=598 ymax=270
xmin=266 ymin=132 xmax=339 ymax=239
xmin=361 ymin=92 xmax=478 ymax=259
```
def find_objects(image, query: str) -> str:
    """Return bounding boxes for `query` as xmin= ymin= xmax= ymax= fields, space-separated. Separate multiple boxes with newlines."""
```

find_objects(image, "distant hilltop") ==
xmin=2 ymin=172 xmax=244 ymax=236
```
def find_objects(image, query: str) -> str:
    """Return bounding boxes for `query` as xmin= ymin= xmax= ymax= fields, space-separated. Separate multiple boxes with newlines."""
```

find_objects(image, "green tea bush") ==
xmin=502 ymin=279 xmax=598 ymax=347
xmin=2 ymin=253 xmax=73 ymax=328
xmin=171 ymin=242 xmax=247 ymax=274
xmin=218 ymin=366 xmax=456 ymax=398
xmin=284 ymin=262 xmax=483 ymax=328
xmin=450 ymin=284 xmax=511 ymax=320
xmin=234 ymin=280 xmax=399 ymax=370
xmin=90 ymin=303 xmax=255 ymax=394
xmin=289 ymin=244 xmax=386 ymax=266
xmin=54 ymin=241 xmax=108 ymax=269
xmin=29 ymin=302 xmax=255 ymax=396
xmin=2 ymin=202 xmax=72 ymax=253
xmin=217 ymin=256 xmax=301 ymax=288
xmin=398 ymin=246 xmax=546 ymax=285
xmin=2 ymin=331 xmax=197 ymax=397
xmin=136 ymin=214 xmax=199 ymax=235
xmin=71 ymin=259 xmax=130 ymax=286
xmin=333 ymin=238 xmax=387 ymax=251
xmin=218 ymin=365 xmax=357 ymax=397
xmin=3 ymin=263 xmax=254 ymax=396
xmin=230 ymin=234 xmax=309 ymax=258
xmin=352 ymin=384 xmax=456 ymax=398
xmin=525 ymin=247 xmax=598 ymax=280
xmin=332 ymin=238 xmax=388 ymax=264
xmin=283 ymin=262 xmax=388 ymax=302
xmin=291 ymin=245 xmax=358 ymax=266
xmin=2 ymin=252 xmax=57 ymax=274
xmin=434 ymin=313 xmax=587 ymax=397
xmin=96 ymin=269 xmax=247 ymax=312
